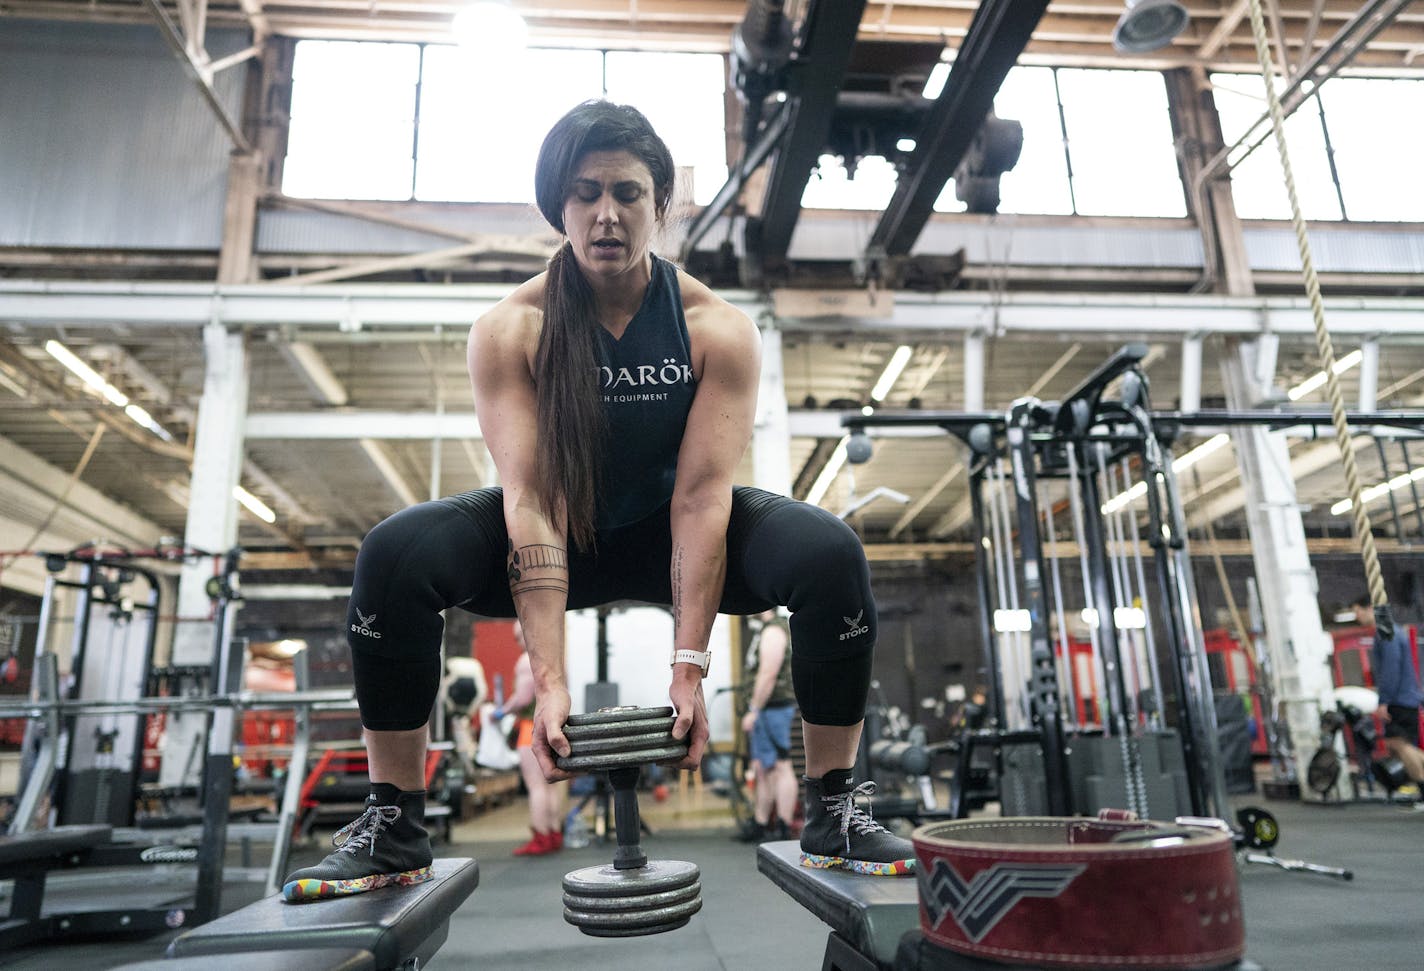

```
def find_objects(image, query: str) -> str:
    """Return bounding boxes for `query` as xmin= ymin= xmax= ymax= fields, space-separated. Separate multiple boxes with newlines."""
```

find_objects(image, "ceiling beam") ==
xmin=868 ymin=0 xmax=1051 ymax=257
xmin=140 ymin=0 xmax=253 ymax=153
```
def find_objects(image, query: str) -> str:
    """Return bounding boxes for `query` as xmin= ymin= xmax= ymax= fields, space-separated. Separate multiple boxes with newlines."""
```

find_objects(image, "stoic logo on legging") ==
xmin=839 ymin=609 xmax=870 ymax=641
xmin=351 ymin=608 xmax=383 ymax=639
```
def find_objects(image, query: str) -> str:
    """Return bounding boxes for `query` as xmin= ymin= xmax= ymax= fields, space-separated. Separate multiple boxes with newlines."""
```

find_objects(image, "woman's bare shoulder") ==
xmin=675 ymin=266 xmax=755 ymax=336
xmin=471 ymin=274 xmax=546 ymax=347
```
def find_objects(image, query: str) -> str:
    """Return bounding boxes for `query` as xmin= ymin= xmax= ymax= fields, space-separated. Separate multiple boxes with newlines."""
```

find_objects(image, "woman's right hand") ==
xmin=531 ymin=685 xmax=574 ymax=782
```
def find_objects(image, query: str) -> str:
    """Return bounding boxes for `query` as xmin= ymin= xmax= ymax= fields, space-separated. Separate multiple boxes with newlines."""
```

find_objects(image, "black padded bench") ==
xmin=0 ymin=824 xmax=114 ymax=949
xmin=162 ymin=857 xmax=479 ymax=971
xmin=116 ymin=948 xmax=376 ymax=971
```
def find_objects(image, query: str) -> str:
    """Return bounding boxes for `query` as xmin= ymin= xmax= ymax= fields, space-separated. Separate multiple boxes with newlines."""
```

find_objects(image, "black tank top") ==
xmin=594 ymin=255 xmax=697 ymax=530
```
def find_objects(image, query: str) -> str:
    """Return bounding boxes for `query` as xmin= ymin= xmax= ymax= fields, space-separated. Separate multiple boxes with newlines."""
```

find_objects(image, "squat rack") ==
xmin=844 ymin=342 xmax=1424 ymax=826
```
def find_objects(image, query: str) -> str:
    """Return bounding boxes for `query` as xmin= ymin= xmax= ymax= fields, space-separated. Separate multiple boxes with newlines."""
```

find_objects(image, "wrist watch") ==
xmin=671 ymin=648 xmax=711 ymax=676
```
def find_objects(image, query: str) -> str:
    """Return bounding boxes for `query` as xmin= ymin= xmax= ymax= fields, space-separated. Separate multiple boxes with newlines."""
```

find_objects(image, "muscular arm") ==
xmin=668 ymin=299 xmax=760 ymax=753
xmin=468 ymin=302 xmax=574 ymax=774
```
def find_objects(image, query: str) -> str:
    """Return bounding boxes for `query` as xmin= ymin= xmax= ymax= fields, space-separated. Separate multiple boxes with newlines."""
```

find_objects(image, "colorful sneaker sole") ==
xmin=282 ymin=865 xmax=433 ymax=903
xmin=798 ymin=852 xmax=915 ymax=876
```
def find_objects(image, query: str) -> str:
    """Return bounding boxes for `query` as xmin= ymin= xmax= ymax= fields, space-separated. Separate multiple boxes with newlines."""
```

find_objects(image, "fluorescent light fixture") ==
xmin=993 ymin=608 xmax=1032 ymax=633
xmin=46 ymin=339 xmax=128 ymax=407
xmin=870 ymin=345 xmax=914 ymax=402
xmin=861 ymin=405 xmax=875 ymax=416
xmin=1287 ymin=349 xmax=1363 ymax=401
xmin=1080 ymin=608 xmax=1100 ymax=626
xmin=922 ymin=62 xmax=950 ymax=99
xmin=1331 ymin=465 xmax=1424 ymax=515
xmin=233 ymin=485 xmax=276 ymax=524
xmin=1103 ymin=433 xmax=1233 ymax=512
xmin=896 ymin=138 xmax=917 ymax=153
xmin=124 ymin=404 xmax=174 ymax=442
xmin=1114 ymin=606 xmax=1147 ymax=629
xmin=805 ymin=436 xmax=849 ymax=507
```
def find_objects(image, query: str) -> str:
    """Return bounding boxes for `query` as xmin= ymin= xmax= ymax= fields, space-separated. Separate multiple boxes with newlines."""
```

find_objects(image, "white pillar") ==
xmin=1358 ymin=339 xmax=1379 ymax=413
xmin=1180 ymin=334 xmax=1202 ymax=412
xmin=753 ymin=319 xmax=793 ymax=497
xmin=162 ymin=322 xmax=250 ymax=789
xmin=963 ymin=330 xmax=985 ymax=411
xmin=1220 ymin=337 xmax=1338 ymax=801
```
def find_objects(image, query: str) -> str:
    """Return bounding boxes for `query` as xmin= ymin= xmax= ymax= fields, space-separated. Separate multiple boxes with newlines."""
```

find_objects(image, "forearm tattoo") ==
xmin=507 ymin=541 xmax=569 ymax=598
xmin=671 ymin=543 xmax=685 ymax=633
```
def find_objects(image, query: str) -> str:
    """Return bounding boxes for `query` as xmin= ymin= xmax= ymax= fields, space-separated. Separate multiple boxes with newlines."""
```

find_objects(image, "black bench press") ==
xmin=143 ymin=857 xmax=479 ymax=971
xmin=0 ymin=823 xmax=118 ymax=948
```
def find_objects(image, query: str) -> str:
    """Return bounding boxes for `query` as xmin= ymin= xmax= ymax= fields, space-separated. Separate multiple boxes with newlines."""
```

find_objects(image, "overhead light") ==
xmin=922 ymin=61 xmax=950 ymax=100
xmin=1103 ymin=433 xmax=1233 ymax=513
xmin=46 ymin=339 xmax=128 ymax=407
xmin=1287 ymin=349 xmax=1363 ymax=401
xmin=1114 ymin=606 xmax=1147 ymax=630
xmin=1331 ymin=465 xmax=1424 ymax=515
xmin=805 ymin=436 xmax=849 ymax=507
xmin=452 ymin=2 xmax=528 ymax=55
xmin=1112 ymin=0 xmax=1190 ymax=54
xmin=47 ymin=338 xmax=177 ymax=441
xmin=233 ymin=485 xmax=276 ymax=524
xmin=896 ymin=138 xmax=917 ymax=153
xmin=870 ymin=345 xmax=914 ymax=403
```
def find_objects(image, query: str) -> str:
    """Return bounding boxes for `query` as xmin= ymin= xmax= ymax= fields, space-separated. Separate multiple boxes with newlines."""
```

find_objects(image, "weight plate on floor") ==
xmin=556 ymin=743 xmax=689 ymax=772
xmin=563 ymin=881 xmax=701 ymax=913
xmin=562 ymin=716 xmax=676 ymax=741
xmin=570 ymin=915 xmax=695 ymax=937
xmin=564 ymin=896 xmax=702 ymax=934
xmin=562 ymin=859 xmax=699 ymax=898
xmin=566 ymin=706 xmax=674 ymax=726
xmin=566 ymin=730 xmax=677 ymax=755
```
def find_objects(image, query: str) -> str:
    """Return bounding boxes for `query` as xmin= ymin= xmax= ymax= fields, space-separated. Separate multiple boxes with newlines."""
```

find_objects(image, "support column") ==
xmin=1180 ymin=334 xmax=1202 ymax=412
xmin=161 ymin=322 xmax=250 ymax=789
xmin=1220 ymin=338 xmax=1338 ymax=800
xmin=963 ymin=330 xmax=986 ymax=412
xmin=1358 ymin=338 xmax=1379 ymax=412
xmin=753 ymin=318 xmax=792 ymax=497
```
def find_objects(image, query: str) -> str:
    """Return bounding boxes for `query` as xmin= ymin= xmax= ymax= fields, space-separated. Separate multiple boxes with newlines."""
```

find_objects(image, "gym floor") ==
xmin=4 ymin=790 xmax=1419 ymax=970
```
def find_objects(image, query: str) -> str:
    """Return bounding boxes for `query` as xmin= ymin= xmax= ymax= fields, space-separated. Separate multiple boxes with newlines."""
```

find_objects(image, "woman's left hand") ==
xmin=668 ymin=672 xmax=710 ymax=770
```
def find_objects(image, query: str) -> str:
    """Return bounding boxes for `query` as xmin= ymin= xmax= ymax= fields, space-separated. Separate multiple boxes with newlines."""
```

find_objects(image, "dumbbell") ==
xmin=556 ymin=705 xmax=702 ymax=937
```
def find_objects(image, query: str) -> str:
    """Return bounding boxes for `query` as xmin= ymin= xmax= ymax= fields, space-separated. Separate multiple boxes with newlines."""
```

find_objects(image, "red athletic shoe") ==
xmin=513 ymin=830 xmax=558 ymax=856
xmin=548 ymin=829 xmax=564 ymax=851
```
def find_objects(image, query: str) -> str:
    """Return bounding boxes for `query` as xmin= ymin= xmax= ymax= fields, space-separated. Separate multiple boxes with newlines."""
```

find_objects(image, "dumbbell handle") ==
xmin=607 ymin=766 xmax=647 ymax=870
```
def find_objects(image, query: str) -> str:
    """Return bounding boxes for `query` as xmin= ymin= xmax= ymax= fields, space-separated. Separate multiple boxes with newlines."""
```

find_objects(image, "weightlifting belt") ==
xmin=913 ymin=814 xmax=1244 ymax=969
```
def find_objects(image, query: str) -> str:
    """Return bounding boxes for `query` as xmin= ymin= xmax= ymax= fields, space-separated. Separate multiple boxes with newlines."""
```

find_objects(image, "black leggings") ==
xmin=346 ymin=486 xmax=876 ymax=731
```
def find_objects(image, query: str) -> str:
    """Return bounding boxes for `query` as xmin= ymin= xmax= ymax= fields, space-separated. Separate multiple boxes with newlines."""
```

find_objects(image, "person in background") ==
xmin=493 ymin=621 xmax=567 ymax=853
xmin=1353 ymin=595 xmax=1424 ymax=810
xmin=738 ymin=608 xmax=799 ymax=842
xmin=440 ymin=652 xmax=488 ymax=784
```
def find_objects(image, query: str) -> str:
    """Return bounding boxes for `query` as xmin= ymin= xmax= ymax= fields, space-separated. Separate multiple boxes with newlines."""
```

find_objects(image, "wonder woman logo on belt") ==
xmin=919 ymin=859 xmax=1086 ymax=943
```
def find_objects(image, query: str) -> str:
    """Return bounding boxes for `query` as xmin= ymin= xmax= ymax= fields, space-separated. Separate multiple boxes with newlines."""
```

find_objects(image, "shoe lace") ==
xmin=332 ymin=805 xmax=402 ymax=857
xmin=821 ymin=781 xmax=889 ymax=853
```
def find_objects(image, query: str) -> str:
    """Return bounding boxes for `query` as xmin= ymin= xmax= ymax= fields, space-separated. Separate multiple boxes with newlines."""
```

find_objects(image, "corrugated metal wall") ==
xmin=0 ymin=21 xmax=246 ymax=249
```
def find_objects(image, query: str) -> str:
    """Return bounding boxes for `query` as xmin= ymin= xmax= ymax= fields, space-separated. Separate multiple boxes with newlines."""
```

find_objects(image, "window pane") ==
xmin=1057 ymin=68 xmax=1185 ymax=217
xmin=605 ymin=51 xmax=728 ymax=206
xmin=1211 ymin=73 xmax=1342 ymax=221
xmin=1318 ymin=77 xmax=1424 ymax=222
xmin=416 ymin=46 xmax=604 ymax=203
xmin=283 ymin=41 xmax=420 ymax=200
xmin=993 ymin=66 xmax=1073 ymax=215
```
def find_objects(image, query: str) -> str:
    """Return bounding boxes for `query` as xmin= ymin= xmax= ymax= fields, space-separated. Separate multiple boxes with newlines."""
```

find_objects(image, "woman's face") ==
xmin=562 ymin=150 xmax=660 ymax=282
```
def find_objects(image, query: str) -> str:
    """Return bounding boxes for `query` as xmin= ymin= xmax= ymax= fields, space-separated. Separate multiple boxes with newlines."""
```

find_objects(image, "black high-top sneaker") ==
xmin=799 ymin=769 xmax=916 ymax=876
xmin=283 ymin=784 xmax=434 ymax=902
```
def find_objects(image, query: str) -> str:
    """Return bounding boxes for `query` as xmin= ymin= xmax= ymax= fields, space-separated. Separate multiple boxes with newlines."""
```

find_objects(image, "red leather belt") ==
xmin=913 ymin=814 xmax=1244 ymax=969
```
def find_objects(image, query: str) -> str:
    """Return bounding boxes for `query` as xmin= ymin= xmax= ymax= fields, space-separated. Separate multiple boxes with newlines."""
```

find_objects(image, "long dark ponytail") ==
xmin=532 ymin=100 xmax=675 ymax=550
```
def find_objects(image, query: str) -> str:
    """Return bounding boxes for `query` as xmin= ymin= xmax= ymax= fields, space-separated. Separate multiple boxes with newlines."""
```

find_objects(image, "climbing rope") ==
xmin=1244 ymin=0 xmax=1387 ymax=610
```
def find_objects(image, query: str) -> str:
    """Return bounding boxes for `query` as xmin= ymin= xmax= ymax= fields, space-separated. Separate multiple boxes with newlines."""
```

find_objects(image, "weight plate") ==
xmin=564 ymin=896 xmax=702 ymax=931
xmin=570 ymin=916 xmax=694 ymax=938
xmin=563 ymin=717 xmax=676 ymax=741
xmin=556 ymin=744 xmax=689 ymax=772
xmin=566 ymin=706 xmax=674 ymax=726
xmin=563 ymin=881 xmax=701 ymax=913
xmin=567 ymin=730 xmax=677 ymax=755
xmin=562 ymin=859 xmax=699 ymax=898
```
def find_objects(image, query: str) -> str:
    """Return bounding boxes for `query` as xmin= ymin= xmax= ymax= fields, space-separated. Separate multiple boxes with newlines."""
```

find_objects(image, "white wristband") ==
xmin=671 ymin=648 xmax=711 ymax=676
